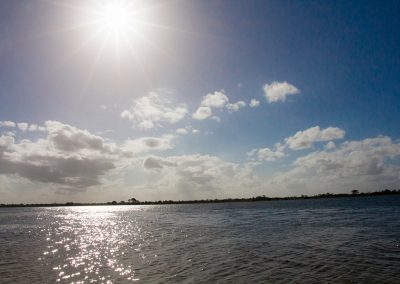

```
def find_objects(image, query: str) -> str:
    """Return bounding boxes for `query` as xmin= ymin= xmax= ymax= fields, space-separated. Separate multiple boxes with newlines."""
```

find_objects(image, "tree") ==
xmin=352 ymin=189 xmax=359 ymax=195
xmin=128 ymin=197 xmax=139 ymax=204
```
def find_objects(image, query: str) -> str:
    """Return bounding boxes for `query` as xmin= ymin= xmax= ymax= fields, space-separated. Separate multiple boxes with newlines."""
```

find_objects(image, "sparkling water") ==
xmin=1 ymin=195 xmax=400 ymax=283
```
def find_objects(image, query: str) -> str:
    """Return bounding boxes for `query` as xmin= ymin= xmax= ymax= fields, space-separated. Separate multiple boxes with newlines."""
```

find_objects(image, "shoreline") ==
xmin=1 ymin=189 xmax=399 ymax=208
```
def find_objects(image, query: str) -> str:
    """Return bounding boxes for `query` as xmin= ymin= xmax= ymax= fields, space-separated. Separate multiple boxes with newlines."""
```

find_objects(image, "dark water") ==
xmin=1 ymin=196 xmax=400 ymax=283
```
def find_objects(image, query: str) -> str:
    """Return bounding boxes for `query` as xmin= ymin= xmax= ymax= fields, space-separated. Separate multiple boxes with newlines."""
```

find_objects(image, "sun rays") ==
xmin=34 ymin=0 xmax=173 ymax=89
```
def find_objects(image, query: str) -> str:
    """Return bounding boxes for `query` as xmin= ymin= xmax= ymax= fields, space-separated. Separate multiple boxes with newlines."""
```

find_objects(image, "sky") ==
xmin=0 ymin=0 xmax=400 ymax=203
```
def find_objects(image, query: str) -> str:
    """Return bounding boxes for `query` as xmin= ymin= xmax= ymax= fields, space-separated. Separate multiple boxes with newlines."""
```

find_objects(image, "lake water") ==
xmin=1 ymin=196 xmax=400 ymax=283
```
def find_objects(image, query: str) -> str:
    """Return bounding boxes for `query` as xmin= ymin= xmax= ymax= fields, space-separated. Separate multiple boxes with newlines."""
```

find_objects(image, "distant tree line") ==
xmin=1 ymin=189 xmax=400 ymax=208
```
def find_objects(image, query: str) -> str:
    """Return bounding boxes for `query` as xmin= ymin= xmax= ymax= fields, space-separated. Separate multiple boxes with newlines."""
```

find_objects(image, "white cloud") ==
xmin=0 ymin=121 xmax=16 ymax=128
xmin=264 ymin=136 xmax=400 ymax=196
xmin=257 ymin=148 xmax=285 ymax=161
xmin=200 ymin=91 xmax=229 ymax=108
xmin=121 ymin=91 xmax=188 ymax=129
xmin=192 ymin=90 xmax=249 ymax=120
xmin=176 ymin=126 xmax=198 ymax=135
xmin=246 ymin=126 xmax=344 ymax=164
xmin=192 ymin=106 xmax=212 ymax=120
xmin=0 ymin=135 xmax=14 ymax=151
xmin=263 ymin=81 xmax=300 ymax=103
xmin=294 ymin=136 xmax=400 ymax=176
xmin=247 ymin=147 xmax=285 ymax=162
xmin=249 ymin=99 xmax=260 ymax=108
xmin=285 ymin=126 xmax=345 ymax=150
xmin=226 ymin=101 xmax=246 ymax=112
xmin=0 ymin=121 xmax=46 ymax=132
xmin=141 ymin=154 xmax=259 ymax=198
xmin=17 ymin=122 xmax=28 ymax=131
xmin=176 ymin=128 xmax=188 ymax=134
xmin=192 ymin=90 xmax=230 ymax=120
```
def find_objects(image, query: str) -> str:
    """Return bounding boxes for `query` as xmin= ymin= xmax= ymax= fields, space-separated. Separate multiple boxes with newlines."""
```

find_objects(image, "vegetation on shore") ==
xmin=1 ymin=189 xmax=399 ymax=208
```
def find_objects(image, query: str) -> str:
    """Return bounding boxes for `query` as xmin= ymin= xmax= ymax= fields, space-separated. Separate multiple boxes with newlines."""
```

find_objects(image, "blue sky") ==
xmin=0 ymin=0 xmax=399 ymax=203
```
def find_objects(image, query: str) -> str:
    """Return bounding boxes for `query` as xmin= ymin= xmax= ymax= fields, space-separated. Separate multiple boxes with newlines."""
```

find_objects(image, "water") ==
xmin=1 ymin=196 xmax=400 ymax=283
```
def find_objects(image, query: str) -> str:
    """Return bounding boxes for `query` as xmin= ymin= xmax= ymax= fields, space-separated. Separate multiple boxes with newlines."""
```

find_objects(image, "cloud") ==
xmin=141 ymin=154 xmax=259 ymax=198
xmin=17 ymin=122 xmax=28 ymax=131
xmin=200 ymin=91 xmax=229 ymax=108
xmin=0 ymin=135 xmax=14 ymax=151
xmin=192 ymin=106 xmax=212 ymax=120
xmin=45 ymin=121 xmax=111 ymax=153
xmin=175 ymin=126 xmax=199 ymax=135
xmin=247 ymin=143 xmax=285 ymax=162
xmin=0 ymin=135 xmax=117 ymax=189
xmin=121 ymin=91 xmax=188 ymax=129
xmin=270 ymin=136 xmax=400 ymax=194
xmin=246 ymin=126 xmax=344 ymax=164
xmin=263 ymin=81 xmax=300 ymax=103
xmin=0 ymin=121 xmax=16 ymax=128
xmin=248 ymin=147 xmax=285 ymax=162
xmin=226 ymin=101 xmax=246 ymax=112
xmin=0 ymin=121 xmax=46 ymax=132
xmin=123 ymin=135 xmax=174 ymax=154
xmin=249 ymin=99 xmax=260 ymax=108
xmin=324 ymin=141 xmax=336 ymax=150
xmin=285 ymin=126 xmax=345 ymax=150
xmin=143 ymin=156 xmax=176 ymax=169
xmin=176 ymin=128 xmax=188 ymax=134
xmin=0 ymin=121 xmax=174 ymax=191
xmin=294 ymin=136 xmax=400 ymax=177
xmin=192 ymin=90 xmax=249 ymax=120
xmin=192 ymin=90 xmax=230 ymax=120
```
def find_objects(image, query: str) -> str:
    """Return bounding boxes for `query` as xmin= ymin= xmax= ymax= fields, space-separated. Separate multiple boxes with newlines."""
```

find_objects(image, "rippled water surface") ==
xmin=1 ymin=196 xmax=400 ymax=283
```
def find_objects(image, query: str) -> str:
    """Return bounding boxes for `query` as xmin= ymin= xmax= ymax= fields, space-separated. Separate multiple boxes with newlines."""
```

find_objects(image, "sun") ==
xmin=96 ymin=1 xmax=134 ymax=35
xmin=85 ymin=0 xmax=150 ymax=47
xmin=40 ymin=0 xmax=173 ymax=85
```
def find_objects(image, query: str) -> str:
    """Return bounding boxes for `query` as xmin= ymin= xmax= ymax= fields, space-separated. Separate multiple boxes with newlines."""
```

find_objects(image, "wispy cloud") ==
xmin=0 ymin=121 xmax=46 ymax=132
xmin=0 ymin=121 xmax=16 ymax=128
xmin=121 ymin=91 xmax=188 ymax=129
xmin=226 ymin=101 xmax=246 ymax=112
xmin=249 ymin=99 xmax=260 ymax=108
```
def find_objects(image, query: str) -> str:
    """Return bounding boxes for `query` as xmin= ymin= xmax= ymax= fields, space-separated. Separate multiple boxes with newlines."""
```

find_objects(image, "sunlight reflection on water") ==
xmin=39 ymin=206 xmax=148 ymax=283
xmin=1 ymin=197 xmax=400 ymax=283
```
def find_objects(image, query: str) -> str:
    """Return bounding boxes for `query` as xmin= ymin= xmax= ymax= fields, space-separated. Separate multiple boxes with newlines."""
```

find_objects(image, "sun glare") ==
xmin=98 ymin=2 xmax=132 ymax=35
xmin=43 ymin=0 xmax=167 ymax=84
xmin=87 ymin=0 xmax=149 ymax=44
